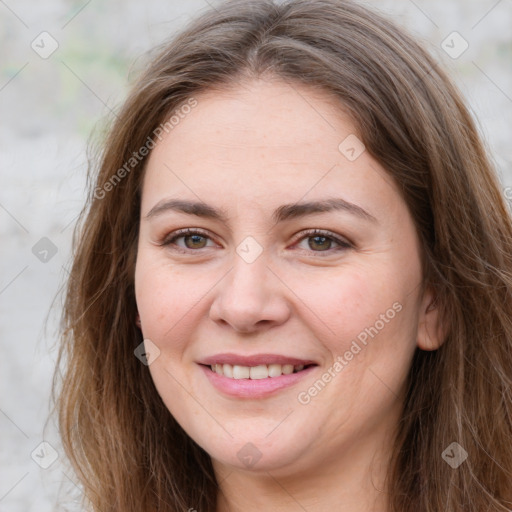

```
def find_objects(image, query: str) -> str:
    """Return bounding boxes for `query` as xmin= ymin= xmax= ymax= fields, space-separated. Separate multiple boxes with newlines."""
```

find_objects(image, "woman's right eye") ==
xmin=160 ymin=228 xmax=217 ymax=253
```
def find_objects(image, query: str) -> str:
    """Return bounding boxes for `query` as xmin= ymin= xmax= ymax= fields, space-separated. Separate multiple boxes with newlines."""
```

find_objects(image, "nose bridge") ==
xmin=227 ymin=238 xmax=272 ymax=302
xmin=209 ymin=237 xmax=290 ymax=331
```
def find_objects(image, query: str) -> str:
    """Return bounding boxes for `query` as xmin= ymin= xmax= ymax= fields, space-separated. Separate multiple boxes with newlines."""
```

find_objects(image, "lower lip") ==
xmin=199 ymin=364 xmax=317 ymax=398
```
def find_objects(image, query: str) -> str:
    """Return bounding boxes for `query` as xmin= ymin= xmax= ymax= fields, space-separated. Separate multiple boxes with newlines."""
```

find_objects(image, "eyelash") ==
xmin=158 ymin=228 xmax=353 ymax=256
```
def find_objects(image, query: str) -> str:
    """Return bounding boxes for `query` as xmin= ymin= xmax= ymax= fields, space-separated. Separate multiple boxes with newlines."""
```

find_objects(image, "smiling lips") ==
xmin=210 ymin=362 xmax=307 ymax=379
xmin=199 ymin=353 xmax=317 ymax=379
xmin=198 ymin=353 xmax=317 ymax=397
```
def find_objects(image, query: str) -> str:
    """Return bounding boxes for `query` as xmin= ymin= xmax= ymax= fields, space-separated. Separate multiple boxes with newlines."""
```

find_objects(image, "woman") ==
xmin=54 ymin=0 xmax=512 ymax=510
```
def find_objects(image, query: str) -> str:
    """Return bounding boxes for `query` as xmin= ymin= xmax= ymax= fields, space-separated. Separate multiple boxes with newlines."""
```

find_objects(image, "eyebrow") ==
xmin=144 ymin=197 xmax=377 ymax=224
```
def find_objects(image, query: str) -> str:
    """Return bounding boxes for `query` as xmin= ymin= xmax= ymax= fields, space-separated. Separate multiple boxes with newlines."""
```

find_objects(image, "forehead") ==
xmin=141 ymin=79 xmax=397 ymax=216
xmin=162 ymin=79 xmax=355 ymax=153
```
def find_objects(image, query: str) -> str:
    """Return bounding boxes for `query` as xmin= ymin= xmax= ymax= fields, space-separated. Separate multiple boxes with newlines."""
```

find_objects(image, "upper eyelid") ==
xmin=160 ymin=227 xmax=214 ymax=245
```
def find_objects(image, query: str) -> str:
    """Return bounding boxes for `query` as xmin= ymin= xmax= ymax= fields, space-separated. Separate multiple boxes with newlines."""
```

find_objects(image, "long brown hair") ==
xmin=54 ymin=0 xmax=512 ymax=510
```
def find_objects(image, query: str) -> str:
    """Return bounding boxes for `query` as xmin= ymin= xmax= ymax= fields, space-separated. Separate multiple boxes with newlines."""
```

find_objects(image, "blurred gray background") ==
xmin=1 ymin=0 xmax=511 ymax=510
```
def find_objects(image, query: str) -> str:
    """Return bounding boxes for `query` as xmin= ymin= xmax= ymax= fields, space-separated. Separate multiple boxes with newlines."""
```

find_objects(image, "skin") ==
xmin=134 ymin=78 xmax=443 ymax=512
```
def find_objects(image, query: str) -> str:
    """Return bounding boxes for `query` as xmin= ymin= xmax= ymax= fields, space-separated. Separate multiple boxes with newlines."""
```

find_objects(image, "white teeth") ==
xmin=249 ymin=365 xmax=268 ymax=379
xmin=281 ymin=364 xmax=294 ymax=375
xmin=209 ymin=363 xmax=308 ymax=379
xmin=222 ymin=363 xmax=233 ymax=378
xmin=233 ymin=365 xmax=250 ymax=379
xmin=268 ymin=364 xmax=283 ymax=378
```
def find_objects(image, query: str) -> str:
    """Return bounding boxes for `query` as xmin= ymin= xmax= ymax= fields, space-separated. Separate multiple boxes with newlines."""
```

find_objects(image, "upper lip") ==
xmin=198 ymin=353 xmax=318 ymax=367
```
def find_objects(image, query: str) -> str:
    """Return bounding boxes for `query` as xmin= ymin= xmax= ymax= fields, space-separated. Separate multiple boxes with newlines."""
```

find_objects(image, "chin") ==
xmin=192 ymin=425 xmax=311 ymax=473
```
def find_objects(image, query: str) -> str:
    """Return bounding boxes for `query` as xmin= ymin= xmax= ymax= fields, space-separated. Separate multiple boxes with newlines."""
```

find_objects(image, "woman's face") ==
xmin=135 ymin=79 xmax=440 ymax=477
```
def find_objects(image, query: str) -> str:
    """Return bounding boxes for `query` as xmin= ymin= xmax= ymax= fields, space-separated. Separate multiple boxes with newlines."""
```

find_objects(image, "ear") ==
xmin=417 ymin=287 xmax=446 ymax=351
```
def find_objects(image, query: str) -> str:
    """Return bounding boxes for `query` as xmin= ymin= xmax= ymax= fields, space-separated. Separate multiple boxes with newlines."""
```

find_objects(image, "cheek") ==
xmin=301 ymin=263 xmax=419 ymax=400
xmin=134 ymin=253 xmax=220 ymax=357
xmin=297 ymin=268 xmax=417 ymax=414
xmin=291 ymin=265 xmax=402 ymax=351
xmin=135 ymin=255 xmax=181 ymax=338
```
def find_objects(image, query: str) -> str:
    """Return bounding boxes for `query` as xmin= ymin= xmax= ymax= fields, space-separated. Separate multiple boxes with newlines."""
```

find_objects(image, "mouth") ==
xmin=197 ymin=354 xmax=318 ymax=398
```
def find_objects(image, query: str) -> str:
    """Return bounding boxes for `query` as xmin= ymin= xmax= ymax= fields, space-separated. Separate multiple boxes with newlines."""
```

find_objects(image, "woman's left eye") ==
xmin=293 ymin=229 xmax=352 ymax=254
xmin=159 ymin=228 xmax=352 ymax=255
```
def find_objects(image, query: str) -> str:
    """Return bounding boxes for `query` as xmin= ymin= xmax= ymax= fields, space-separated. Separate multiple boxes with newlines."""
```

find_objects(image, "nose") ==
xmin=208 ymin=250 xmax=291 ymax=334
